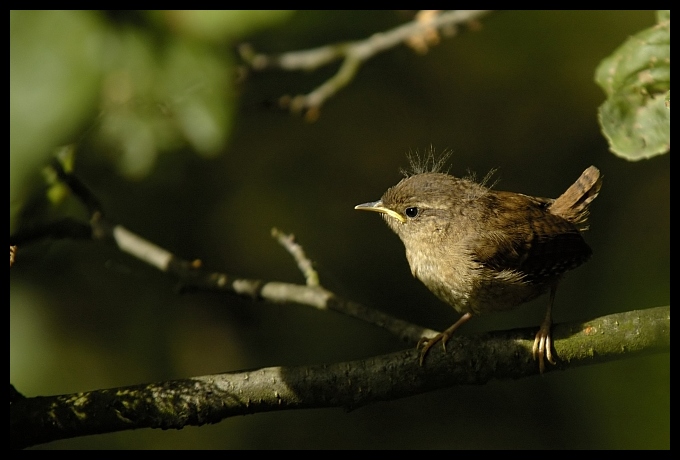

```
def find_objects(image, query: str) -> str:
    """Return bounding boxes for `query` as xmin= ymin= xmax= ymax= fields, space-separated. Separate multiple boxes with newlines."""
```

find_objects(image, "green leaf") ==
xmin=595 ymin=11 xmax=670 ymax=160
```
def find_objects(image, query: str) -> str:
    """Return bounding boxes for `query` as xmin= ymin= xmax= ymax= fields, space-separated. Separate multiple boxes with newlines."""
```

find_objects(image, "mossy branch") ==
xmin=10 ymin=306 xmax=669 ymax=449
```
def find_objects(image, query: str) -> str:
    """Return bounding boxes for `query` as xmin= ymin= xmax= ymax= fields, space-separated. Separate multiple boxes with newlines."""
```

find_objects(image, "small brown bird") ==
xmin=355 ymin=162 xmax=602 ymax=372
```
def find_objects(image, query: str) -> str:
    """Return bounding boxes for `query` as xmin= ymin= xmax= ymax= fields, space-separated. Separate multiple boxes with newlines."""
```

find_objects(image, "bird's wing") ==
xmin=467 ymin=192 xmax=591 ymax=282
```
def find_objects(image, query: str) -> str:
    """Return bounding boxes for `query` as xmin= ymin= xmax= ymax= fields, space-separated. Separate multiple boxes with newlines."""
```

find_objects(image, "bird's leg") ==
xmin=417 ymin=312 xmax=473 ymax=366
xmin=532 ymin=284 xmax=558 ymax=373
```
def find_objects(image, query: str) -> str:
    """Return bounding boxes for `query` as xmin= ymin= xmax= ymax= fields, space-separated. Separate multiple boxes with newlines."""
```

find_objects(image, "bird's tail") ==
xmin=549 ymin=166 xmax=602 ymax=229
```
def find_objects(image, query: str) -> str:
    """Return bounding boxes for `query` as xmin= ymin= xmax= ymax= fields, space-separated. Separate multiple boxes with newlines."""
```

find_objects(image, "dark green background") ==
xmin=10 ymin=11 xmax=669 ymax=449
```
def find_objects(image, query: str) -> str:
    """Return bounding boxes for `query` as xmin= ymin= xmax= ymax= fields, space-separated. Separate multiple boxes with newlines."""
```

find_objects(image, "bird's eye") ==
xmin=405 ymin=207 xmax=419 ymax=218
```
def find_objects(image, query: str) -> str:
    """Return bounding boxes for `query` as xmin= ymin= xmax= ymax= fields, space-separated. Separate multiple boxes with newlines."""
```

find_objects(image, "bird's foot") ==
xmin=416 ymin=312 xmax=473 ymax=366
xmin=532 ymin=319 xmax=556 ymax=373
xmin=417 ymin=332 xmax=451 ymax=366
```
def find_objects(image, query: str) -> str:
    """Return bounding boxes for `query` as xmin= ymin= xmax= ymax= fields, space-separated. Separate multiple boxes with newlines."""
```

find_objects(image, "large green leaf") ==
xmin=595 ymin=10 xmax=670 ymax=160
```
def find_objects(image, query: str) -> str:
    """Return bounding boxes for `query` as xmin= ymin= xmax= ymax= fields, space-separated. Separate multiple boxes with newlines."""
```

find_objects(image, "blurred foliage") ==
xmin=10 ymin=10 xmax=292 ymax=232
xmin=94 ymin=30 xmax=234 ymax=176
xmin=595 ymin=10 xmax=670 ymax=160
xmin=10 ymin=11 xmax=669 ymax=449
xmin=151 ymin=10 xmax=293 ymax=42
xmin=10 ymin=11 xmax=103 ymax=232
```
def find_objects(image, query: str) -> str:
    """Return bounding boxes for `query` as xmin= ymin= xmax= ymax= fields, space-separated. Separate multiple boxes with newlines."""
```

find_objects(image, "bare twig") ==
xmin=271 ymin=227 xmax=319 ymax=286
xmin=405 ymin=10 xmax=444 ymax=54
xmin=240 ymin=10 xmax=491 ymax=119
xmin=9 ymin=161 xmax=434 ymax=343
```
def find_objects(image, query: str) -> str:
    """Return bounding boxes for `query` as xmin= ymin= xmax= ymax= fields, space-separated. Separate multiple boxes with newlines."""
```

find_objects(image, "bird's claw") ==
xmin=532 ymin=322 xmax=556 ymax=374
xmin=417 ymin=332 xmax=450 ymax=366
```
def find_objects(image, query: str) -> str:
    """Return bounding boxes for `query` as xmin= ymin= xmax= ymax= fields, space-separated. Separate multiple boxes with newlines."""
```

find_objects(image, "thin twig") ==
xmin=9 ymin=162 xmax=432 ymax=343
xmin=271 ymin=227 xmax=320 ymax=286
xmin=240 ymin=10 xmax=491 ymax=119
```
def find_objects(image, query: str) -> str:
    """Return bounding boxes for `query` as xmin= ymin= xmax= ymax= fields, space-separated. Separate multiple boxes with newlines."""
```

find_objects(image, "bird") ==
xmin=355 ymin=162 xmax=602 ymax=372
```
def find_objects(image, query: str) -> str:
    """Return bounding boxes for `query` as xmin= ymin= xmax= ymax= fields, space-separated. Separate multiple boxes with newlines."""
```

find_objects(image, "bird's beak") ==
xmin=354 ymin=200 xmax=406 ymax=223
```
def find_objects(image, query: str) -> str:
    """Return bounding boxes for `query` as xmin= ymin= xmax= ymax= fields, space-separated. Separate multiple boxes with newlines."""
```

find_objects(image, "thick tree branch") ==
xmin=10 ymin=306 xmax=670 ymax=449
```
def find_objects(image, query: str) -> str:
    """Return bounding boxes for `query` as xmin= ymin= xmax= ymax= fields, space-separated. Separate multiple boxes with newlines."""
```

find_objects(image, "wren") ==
xmin=355 ymin=163 xmax=602 ymax=372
